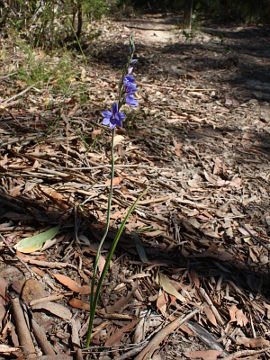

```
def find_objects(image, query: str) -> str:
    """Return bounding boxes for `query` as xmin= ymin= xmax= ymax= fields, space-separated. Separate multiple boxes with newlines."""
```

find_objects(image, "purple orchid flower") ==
xmin=123 ymin=75 xmax=138 ymax=107
xmin=102 ymin=102 xmax=126 ymax=130
xmin=126 ymin=94 xmax=138 ymax=107
xmin=128 ymin=59 xmax=138 ymax=74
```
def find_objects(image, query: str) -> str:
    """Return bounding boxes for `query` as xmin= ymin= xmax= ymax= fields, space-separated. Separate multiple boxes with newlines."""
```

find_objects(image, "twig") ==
xmin=199 ymin=287 xmax=225 ymax=325
xmin=11 ymin=298 xmax=36 ymax=359
xmin=0 ymin=233 xmax=39 ymax=279
xmin=117 ymin=343 xmax=148 ymax=360
xmin=222 ymin=347 xmax=270 ymax=360
xmin=187 ymin=320 xmax=228 ymax=355
xmin=134 ymin=307 xmax=201 ymax=360
xmin=239 ymin=222 xmax=270 ymax=252
xmin=30 ymin=292 xmax=73 ymax=306
xmin=31 ymin=318 xmax=55 ymax=355
xmin=22 ymin=258 xmax=78 ymax=270
xmin=0 ymin=84 xmax=36 ymax=106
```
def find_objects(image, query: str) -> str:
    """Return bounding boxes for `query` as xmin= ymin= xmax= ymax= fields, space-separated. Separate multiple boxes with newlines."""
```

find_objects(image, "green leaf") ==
xmin=14 ymin=226 xmax=60 ymax=254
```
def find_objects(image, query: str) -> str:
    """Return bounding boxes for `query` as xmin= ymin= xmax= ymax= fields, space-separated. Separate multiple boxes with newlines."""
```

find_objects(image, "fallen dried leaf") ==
xmin=69 ymin=298 xmax=89 ymax=311
xmin=204 ymin=305 xmax=217 ymax=327
xmin=53 ymin=274 xmax=91 ymax=294
xmin=184 ymin=350 xmax=222 ymax=360
xmin=156 ymin=291 xmax=167 ymax=317
xmin=22 ymin=279 xmax=47 ymax=304
xmin=236 ymin=336 xmax=270 ymax=348
xmin=106 ymin=176 xmax=123 ymax=186
xmin=158 ymin=273 xmax=186 ymax=303
xmin=105 ymin=319 xmax=139 ymax=347
xmin=32 ymin=302 xmax=72 ymax=320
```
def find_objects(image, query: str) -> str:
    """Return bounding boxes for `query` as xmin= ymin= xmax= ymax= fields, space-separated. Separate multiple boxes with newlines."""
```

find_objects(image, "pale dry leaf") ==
xmin=105 ymin=176 xmax=123 ymax=186
xmin=134 ymin=318 xmax=145 ymax=344
xmin=235 ymin=308 xmax=249 ymax=327
xmin=173 ymin=138 xmax=182 ymax=157
xmin=91 ymin=129 xmax=102 ymax=138
xmin=184 ymin=350 xmax=222 ymax=360
xmin=0 ymin=344 xmax=19 ymax=353
xmin=32 ymin=302 xmax=72 ymax=320
xmin=204 ymin=305 xmax=217 ymax=327
xmin=158 ymin=273 xmax=186 ymax=303
xmin=156 ymin=291 xmax=167 ymax=317
xmin=113 ymin=135 xmax=125 ymax=147
xmin=213 ymin=157 xmax=223 ymax=175
xmin=236 ymin=336 xmax=270 ymax=348
xmin=229 ymin=304 xmax=237 ymax=322
xmin=71 ymin=318 xmax=81 ymax=347
xmin=98 ymin=255 xmax=106 ymax=275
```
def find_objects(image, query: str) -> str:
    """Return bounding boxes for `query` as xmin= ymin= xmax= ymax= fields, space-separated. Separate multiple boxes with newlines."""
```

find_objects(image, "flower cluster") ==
xmin=123 ymin=59 xmax=138 ymax=107
xmin=102 ymin=39 xmax=138 ymax=130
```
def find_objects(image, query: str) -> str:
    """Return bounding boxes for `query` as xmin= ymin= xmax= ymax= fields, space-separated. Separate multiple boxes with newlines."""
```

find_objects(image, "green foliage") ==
xmin=11 ymin=36 xmax=88 ymax=103
xmin=1 ymin=0 xmax=110 ymax=49
xmin=82 ymin=0 xmax=109 ymax=19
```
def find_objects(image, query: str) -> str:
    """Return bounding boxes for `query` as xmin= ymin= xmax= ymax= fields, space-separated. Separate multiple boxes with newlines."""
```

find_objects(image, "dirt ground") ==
xmin=0 ymin=13 xmax=270 ymax=359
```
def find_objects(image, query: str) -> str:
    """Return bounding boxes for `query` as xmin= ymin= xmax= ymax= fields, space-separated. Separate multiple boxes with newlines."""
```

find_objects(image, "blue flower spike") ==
xmin=102 ymin=102 xmax=126 ymax=130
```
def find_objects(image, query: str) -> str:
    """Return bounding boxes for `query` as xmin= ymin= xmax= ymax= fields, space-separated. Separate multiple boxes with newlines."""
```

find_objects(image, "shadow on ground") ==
xmin=89 ymin=22 xmax=270 ymax=102
xmin=1 ymin=190 xmax=270 ymax=301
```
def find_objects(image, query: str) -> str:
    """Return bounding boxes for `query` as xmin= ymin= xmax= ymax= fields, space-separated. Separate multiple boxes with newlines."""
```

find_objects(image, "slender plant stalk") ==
xmin=86 ymin=187 xmax=147 ymax=346
xmin=86 ymin=36 xmax=140 ymax=348
xmin=66 ymin=16 xmax=87 ymax=63
xmin=87 ymin=129 xmax=115 ymax=346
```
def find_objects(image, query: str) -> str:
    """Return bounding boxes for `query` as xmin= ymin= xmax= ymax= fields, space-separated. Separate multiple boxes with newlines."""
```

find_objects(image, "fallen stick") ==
xmin=222 ymin=347 xmax=270 ymax=360
xmin=11 ymin=297 xmax=36 ymax=359
xmin=31 ymin=318 xmax=55 ymax=356
xmin=134 ymin=307 xmax=201 ymax=360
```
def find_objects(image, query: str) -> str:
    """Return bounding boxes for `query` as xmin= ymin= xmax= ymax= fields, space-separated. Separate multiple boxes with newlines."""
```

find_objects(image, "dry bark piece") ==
xmin=0 ymin=344 xmax=19 ymax=354
xmin=37 ymin=356 xmax=73 ymax=360
xmin=236 ymin=336 xmax=270 ymax=348
xmin=186 ymin=321 xmax=227 ymax=354
xmin=71 ymin=318 xmax=81 ymax=347
xmin=105 ymin=319 xmax=140 ymax=347
xmin=31 ymin=318 xmax=55 ymax=355
xmin=135 ymin=307 xmax=201 ymax=360
xmin=184 ymin=350 xmax=222 ymax=360
xmin=11 ymin=297 xmax=36 ymax=359
xmin=32 ymin=302 xmax=72 ymax=320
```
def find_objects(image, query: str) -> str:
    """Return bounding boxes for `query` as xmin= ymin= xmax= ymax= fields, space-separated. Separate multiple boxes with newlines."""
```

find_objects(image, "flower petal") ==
xmin=102 ymin=110 xmax=112 ymax=118
xmin=123 ymin=75 xmax=134 ymax=85
xmin=126 ymin=82 xmax=137 ymax=93
xmin=118 ymin=112 xmax=126 ymax=121
xmin=102 ymin=118 xmax=110 ymax=126
xmin=110 ymin=122 xmax=116 ymax=130
xmin=112 ymin=102 xmax=118 ymax=114
xmin=126 ymin=95 xmax=138 ymax=107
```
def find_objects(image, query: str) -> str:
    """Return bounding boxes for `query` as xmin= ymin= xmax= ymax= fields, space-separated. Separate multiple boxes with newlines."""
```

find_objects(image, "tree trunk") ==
xmin=183 ymin=0 xmax=193 ymax=30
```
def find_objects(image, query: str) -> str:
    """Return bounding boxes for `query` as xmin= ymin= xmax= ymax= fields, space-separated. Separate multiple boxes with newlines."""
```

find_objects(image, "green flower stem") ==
xmin=86 ymin=129 xmax=115 ymax=347
xmin=86 ymin=187 xmax=147 ymax=346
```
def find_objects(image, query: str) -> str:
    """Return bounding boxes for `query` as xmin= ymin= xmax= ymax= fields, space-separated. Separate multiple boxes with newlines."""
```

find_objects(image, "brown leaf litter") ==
xmin=0 ymin=12 xmax=270 ymax=360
